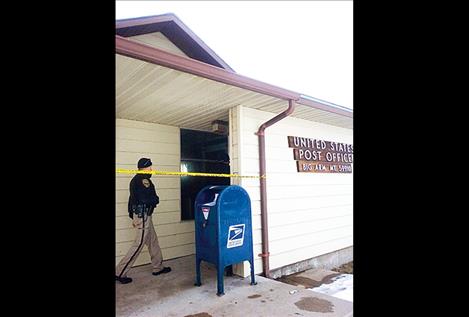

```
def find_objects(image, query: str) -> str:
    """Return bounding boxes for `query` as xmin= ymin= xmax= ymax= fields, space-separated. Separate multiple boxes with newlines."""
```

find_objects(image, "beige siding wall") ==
xmin=116 ymin=119 xmax=194 ymax=267
xmin=228 ymin=106 xmax=242 ymax=187
xmin=230 ymin=106 xmax=353 ymax=276
xmin=129 ymin=32 xmax=188 ymax=57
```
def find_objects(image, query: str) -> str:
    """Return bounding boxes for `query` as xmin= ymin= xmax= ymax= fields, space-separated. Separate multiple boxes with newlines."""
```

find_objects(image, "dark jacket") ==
xmin=128 ymin=174 xmax=159 ymax=218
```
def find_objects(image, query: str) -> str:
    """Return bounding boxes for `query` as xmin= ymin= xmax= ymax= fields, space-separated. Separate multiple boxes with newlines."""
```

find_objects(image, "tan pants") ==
xmin=116 ymin=214 xmax=164 ymax=277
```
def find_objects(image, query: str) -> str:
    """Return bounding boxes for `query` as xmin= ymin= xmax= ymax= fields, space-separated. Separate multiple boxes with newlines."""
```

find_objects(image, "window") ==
xmin=180 ymin=129 xmax=230 ymax=220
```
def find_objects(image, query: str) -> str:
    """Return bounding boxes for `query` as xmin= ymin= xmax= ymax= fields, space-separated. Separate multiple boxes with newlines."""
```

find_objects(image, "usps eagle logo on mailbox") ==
xmin=227 ymin=224 xmax=245 ymax=248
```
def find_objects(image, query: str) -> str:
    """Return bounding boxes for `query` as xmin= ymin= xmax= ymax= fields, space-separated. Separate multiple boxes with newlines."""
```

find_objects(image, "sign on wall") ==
xmin=288 ymin=136 xmax=353 ymax=173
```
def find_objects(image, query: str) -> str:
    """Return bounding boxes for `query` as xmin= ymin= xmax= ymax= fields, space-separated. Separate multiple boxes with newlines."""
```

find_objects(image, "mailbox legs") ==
xmin=194 ymin=257 xmax=202 ymax=286
xmin=216 ymin=266 xmax=225 ymax=296
xmin=195 ymin=260 xmax=256 ymax=295
xmin=250 ymin=259 xmax=257 ymax=285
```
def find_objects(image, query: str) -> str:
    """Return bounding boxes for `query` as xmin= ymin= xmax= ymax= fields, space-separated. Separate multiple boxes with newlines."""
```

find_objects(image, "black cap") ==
xmin=137 ymin=158 xmax=152 ymax=169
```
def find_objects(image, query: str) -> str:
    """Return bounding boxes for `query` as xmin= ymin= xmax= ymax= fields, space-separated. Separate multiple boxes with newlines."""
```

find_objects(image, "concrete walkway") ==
xmin=116 ymin=255 xmax=353 ymax=317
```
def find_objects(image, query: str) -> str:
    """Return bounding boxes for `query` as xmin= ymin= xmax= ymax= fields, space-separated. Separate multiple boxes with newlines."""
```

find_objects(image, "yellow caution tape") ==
xmin=116 ymin=168 xmax=265 ymax=179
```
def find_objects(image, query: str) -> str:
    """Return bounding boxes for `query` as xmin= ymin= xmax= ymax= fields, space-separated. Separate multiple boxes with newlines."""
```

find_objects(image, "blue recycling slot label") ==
xmin=227 ymin=224 xmax=245 ymax=248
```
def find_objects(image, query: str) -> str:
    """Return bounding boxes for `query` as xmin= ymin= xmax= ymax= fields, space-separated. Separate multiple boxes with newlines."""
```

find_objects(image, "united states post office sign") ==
xmin=288 ymin=136 xmax=353 ymax=173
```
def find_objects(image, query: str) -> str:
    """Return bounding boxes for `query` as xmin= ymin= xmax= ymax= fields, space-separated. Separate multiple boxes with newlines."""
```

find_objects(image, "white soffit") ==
xmin=116 ymin=54 xmax=352 ymax=131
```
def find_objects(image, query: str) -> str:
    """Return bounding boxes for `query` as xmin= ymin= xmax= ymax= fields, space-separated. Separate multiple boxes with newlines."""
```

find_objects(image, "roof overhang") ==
xmin=116 ymin=36 xmax=353 ymax=121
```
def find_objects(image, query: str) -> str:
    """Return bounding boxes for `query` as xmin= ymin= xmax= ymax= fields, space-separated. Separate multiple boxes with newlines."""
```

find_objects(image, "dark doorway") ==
xmin=180 ymin=129 xmax=230 ymax=220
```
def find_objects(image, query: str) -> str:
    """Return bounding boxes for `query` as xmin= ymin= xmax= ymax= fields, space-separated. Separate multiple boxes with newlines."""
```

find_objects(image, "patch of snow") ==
xmin=309 ymin=274 xmax=353 ymax=302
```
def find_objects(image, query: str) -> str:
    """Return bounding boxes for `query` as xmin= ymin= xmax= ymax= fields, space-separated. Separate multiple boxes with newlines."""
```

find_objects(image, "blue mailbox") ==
xmin=194 ymin=185 xmax=256 ymax=296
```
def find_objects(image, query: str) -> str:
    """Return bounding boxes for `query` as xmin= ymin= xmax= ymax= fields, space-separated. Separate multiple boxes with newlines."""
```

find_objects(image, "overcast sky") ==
xmin=116 ymin=1 xmax=353 ymax=110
